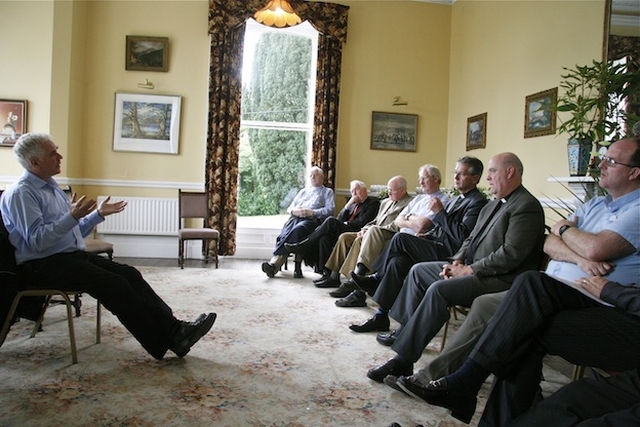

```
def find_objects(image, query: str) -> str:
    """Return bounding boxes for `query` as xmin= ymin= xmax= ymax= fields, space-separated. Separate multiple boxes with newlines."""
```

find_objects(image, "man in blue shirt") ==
xmin=1 ymin=133 xmax=216 ymax=360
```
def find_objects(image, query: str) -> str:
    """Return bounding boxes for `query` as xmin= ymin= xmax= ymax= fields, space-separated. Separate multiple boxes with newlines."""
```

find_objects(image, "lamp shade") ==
xmin=254 ymin=0 xmax=302 ymax=28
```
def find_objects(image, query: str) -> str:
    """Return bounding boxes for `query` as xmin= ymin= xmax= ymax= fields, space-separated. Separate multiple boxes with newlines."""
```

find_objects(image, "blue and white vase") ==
xmin=567 ymin=138 xmax=593 ymax=176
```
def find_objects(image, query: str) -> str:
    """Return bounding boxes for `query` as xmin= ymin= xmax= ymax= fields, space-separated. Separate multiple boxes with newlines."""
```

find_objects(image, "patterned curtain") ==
xmin=206 ymin=0 xmax=349 ymax=255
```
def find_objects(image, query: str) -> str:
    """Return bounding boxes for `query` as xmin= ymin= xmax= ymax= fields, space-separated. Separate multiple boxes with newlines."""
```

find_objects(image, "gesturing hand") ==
xmin=70 ymin=194 xmax=97 ymax=221
xmin=97 ymin=196 xmax=127 ymax=217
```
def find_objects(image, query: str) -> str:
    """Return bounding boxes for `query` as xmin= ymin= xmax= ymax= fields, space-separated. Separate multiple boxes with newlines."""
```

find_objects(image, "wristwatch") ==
xmin=558 ymin=225 xmax=571 ymax=236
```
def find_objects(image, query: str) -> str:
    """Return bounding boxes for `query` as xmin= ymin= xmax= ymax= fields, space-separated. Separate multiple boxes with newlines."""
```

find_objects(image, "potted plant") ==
xmin=554 ymin=59 xmax=640 ymax=176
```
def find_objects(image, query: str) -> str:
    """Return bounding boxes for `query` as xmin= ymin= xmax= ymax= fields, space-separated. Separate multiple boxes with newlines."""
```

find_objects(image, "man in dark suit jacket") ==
xmin=347 ymin=156 xmax=487 ymax=321
xmin=364 ymin=152 xmax=545 ymax=383
xmin=286 ymin=180 xmax=380 ymax=278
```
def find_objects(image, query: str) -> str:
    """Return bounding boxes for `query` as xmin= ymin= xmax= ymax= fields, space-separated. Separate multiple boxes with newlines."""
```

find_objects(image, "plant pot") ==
xmin=567 ymin=138 xmax=593 ymax=176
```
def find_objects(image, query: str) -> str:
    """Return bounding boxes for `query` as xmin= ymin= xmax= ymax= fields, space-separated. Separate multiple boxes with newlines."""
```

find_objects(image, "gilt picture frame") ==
xmin=466 ymin=112 xmax=487 ymax=151
xmin=524 ymin=87 xmax=557 ymax=138
xmin=113 ymin=92 xmax=181 ymax=154
xmin=370 ymin=111 xmax=418 ymax=152
xmin=0 ymin=99 xmax=27 ymax=147
xmin=125 ymin=36 xmax=169 ymax=72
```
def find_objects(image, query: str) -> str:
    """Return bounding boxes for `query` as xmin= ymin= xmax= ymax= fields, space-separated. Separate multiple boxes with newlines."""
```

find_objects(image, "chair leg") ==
xmin=96 ymin=300 xmax=101 ymax=344
xmin=179 ymin=239 xmax=184 ymax=269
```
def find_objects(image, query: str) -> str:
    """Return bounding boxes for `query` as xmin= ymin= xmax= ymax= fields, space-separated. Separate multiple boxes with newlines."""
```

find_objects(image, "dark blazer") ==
xmin=336 ymin=196 xmax=380 ymax=231
xmin=425 ymin=188 xmax=488 ymax=256
xmin=453 ymin=185 xmax=546 ymax=286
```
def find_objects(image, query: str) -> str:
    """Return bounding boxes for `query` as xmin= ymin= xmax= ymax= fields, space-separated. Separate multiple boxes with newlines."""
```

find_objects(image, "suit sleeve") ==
xmin=601 ymin=282 xmax=640 ymax=317
xmin=432 ymin=193 xmax=487 ymax=250
xmin=470 ymin=196 xmax=545 ymax=276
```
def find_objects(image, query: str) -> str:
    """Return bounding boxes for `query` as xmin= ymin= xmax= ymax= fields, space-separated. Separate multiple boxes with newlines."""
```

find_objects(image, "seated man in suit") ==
xmin=1 ymin=133 xmax=216 ymax=360
xmin=315 ymin=175 xmax=412 ymax=290
xmin=362 ymin=152 xmax=546 ymax=385
xmin=395 ymin=138 xmax=640 ymax=426
xmin=261 ymin=166 xmax=335 ymax=278
xmin=341 ymin=156 xmax=486 ymax=309
xmin=285 ymin=180 xmax=379 ymax=278
xmin=328 ymin=165 xmax=450 ymax=306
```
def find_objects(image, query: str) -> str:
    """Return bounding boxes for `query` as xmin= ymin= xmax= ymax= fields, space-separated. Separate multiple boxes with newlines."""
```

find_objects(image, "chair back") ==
xmin=178 ymin=191 xmax=209 ymax=225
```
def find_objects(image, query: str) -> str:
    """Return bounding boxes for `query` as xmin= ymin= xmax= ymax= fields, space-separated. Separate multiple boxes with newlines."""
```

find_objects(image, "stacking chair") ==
xmin=178 ymin=190 xmax=220 ymax=269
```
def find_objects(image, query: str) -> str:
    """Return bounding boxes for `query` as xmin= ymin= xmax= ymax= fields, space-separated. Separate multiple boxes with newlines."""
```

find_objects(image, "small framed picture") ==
xmin=370 ymin=111 xmax=418 ymax=152
xmin=0 ymin=99 xmax=27 ymax=147
xmin=113 ymin=92 xmax=181 ymax=154
xmin=524 ymin=87 xmax=557 ymax=138
xmin=466 ymin=112 xmax=487 ymax=151
xmin=125 ymin=36 xmax=169 ymax=72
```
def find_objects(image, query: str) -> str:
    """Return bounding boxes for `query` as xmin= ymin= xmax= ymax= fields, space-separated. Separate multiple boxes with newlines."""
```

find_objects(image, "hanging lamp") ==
xmin=254 ymin=0 xmax=302 ymax=28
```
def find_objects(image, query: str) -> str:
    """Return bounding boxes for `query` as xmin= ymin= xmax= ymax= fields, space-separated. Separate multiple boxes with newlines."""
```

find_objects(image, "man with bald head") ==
xmin=365 ymin=152 xmax=546 ymax=383
xmin=316 ymin=175 xmax=412 ymax=289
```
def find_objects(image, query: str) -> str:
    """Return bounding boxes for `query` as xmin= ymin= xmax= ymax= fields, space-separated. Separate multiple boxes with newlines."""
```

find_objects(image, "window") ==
xmin=238 ymin=19 xmax=318 ymax=217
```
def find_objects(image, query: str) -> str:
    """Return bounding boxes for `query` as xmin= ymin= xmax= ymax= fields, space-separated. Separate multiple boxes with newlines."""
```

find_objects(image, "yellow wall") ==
xmin=0 ymin=0 xmax=607 ymax=204
xmin=446 ymin=0 xmax=605 ymax=197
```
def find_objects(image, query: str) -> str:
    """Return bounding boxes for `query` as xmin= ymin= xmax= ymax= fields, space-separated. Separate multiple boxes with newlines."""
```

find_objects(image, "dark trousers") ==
xmin=18 ymin=251 xmax=179 ymax=359
xmin=305 ymin=217 xmax=356 ymax=270
xmin=273 ymin=216 xmax=320 ymax=256
xmin=507 ymin=368 xmax=640 ymax=427
xmin=373 ymin=232 xmax=448 ymax=310
xmin=471 ymin=271 xmax=640 ymax=427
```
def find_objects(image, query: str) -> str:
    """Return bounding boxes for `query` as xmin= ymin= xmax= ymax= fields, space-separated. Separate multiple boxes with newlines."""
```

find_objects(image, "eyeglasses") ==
xmin=600 ymin=155 xmax=639 ymax=168
xmin=452 ymin=170 xmax=471 ymax=177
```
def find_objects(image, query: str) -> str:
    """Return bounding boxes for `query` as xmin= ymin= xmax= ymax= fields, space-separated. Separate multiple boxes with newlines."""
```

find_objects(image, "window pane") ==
xmin=242 ymin=30 xmax=312 ymax=124
xmin=238 ymin=127 xmax=308 ymax=216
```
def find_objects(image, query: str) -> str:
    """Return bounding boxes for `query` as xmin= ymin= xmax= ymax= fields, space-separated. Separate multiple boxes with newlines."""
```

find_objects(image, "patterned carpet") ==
xmin=0 ymin=266 xmax=570 ymax=427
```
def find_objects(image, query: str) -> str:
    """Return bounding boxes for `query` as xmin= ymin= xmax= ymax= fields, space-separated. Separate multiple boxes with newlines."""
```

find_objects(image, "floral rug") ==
xmin=0 ymin=266 xmax=570 ymax=427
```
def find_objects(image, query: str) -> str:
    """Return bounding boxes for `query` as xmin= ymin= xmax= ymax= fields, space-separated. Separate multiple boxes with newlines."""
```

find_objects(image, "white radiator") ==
xmin=96 ymin=196 xmax=178 ymax=236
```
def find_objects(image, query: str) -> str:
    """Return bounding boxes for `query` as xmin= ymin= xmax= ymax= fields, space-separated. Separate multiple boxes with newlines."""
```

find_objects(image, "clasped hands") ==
xmin=440 ymin=260 xmax=473 ymax=279
xmin=292 ymin=207 xmax=313 ymax=218
xmin=70 ymin=194 xmax=127 ymax=221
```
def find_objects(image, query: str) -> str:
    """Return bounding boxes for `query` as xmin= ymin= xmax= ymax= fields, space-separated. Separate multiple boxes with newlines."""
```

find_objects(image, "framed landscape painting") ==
xmin=524 ymin=87 xmax=557 ymax=138
xmin=370 ymin=111 xmax=418 ymax=152
xmin=125 ymin=36 xmax=169 ymax=72
xmin=466 ymin=113 xmax=487 ymax=151
xmin=112 ymin=92 xmax=181 ymax=154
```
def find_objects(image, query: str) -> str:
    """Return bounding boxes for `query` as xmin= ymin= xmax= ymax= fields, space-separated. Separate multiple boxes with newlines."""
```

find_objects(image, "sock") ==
xmin=329 ymin=270 xmax=339 ymax=280
xmin=444 ymin=358 xmax=489 ymax=395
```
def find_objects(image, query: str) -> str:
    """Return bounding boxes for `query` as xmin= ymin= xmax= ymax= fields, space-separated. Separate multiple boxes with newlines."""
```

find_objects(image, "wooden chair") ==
xmin=440 ymin=305 xmax=469 ymax=351
xmin=178 ymin=190 xmax=220 ymax=269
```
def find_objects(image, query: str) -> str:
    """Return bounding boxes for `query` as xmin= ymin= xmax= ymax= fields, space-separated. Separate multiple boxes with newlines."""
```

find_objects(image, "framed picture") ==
xmin=0 ymin=99 xmax=27 ymax=147
xmin=112 ymin=92 xmax=181 ymax=154
xmin=524 ymin=87 xmax=557 ymax=138
xmin=370 ymin=111 xmax=418 ymax=152
xmin=125 ymin=36 xmax=169 ymax=72
xmin=466 ymin=112 xmax=487 ymax=151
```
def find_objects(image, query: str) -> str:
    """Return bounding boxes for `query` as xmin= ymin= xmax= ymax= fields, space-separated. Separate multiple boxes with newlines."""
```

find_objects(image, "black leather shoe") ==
xmin=397 ymin=376 xmax=477 ymax=424
xmin=353 ymin=263 xmax=370 ymax=276
xmin=293 ymin=262 xmax=303 ymax=278
xmin=350 ymin=271 xmax=379 ymax=295
xmin=383 ymin=374 xmax=410 ymax=395
xmin=261 ymin=262 xmax=276 ymax=278
xmin=313 ymin=274 xmax=330 ymax=284
xmin=367 ymin=357 xmax=413 ymax=383
xmin=315 ymin=276 xmax=340 ymax=288
xmin=335 ymin=289 xmax=366 ymax=307
xmin=284 ymin=239 xmax=309 ymax=254
xmin=349 ymin=313 xmax=389 ymax=333
xmin=376 ymin=330 xmax=397 ymax=346
xmin=171 ymin=312 xmax=217 ymax=357
xmin=329 ymin=280 xmax=356 ymax=297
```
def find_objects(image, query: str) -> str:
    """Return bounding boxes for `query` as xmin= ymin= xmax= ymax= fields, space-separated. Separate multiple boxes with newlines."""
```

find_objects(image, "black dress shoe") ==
xmin=349 ymin=313 xmax=389 ymax=333
xmin=329 ymin=280 xmax=356 ymax=297
xmin=350 ymin=272 xmax=379 ymax=295
xmin=261 ymin=262 xmax=276 ymax=278
xmin=367 ymin=357 xmax=413 ymax=383
xmin=353 ymin=263 xmax=370 ymax=276
xmin=293 ymin=261 xmax=303 ymax=278
xmin=313 ymin=274 xmax=330 ymax=284
xmin=397 ymin=376 xmax=477 ymax=424
xmin=335 ymin=289 xmax=366 ymax=307
xmin=171 ymin=312 xmax=217 ymax=357
xmin=383 ymin=374 xmax=410 ymax=395
xmin=284 ymin=239 xmax=309 ymax=254
xmin=376 ymin=330 xmax=397 ymax=346
xmin=315 ymin=276 xmax=340 ymax=288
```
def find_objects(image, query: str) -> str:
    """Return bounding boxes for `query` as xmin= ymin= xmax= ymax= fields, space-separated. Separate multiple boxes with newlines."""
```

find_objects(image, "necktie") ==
xmin=464 ymin=199 xmax=504 ymax=264
xmin=348 ymin=203 xmax=361 ymax=221
xmin=446 ymin=195 xmax=465 ymax=214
